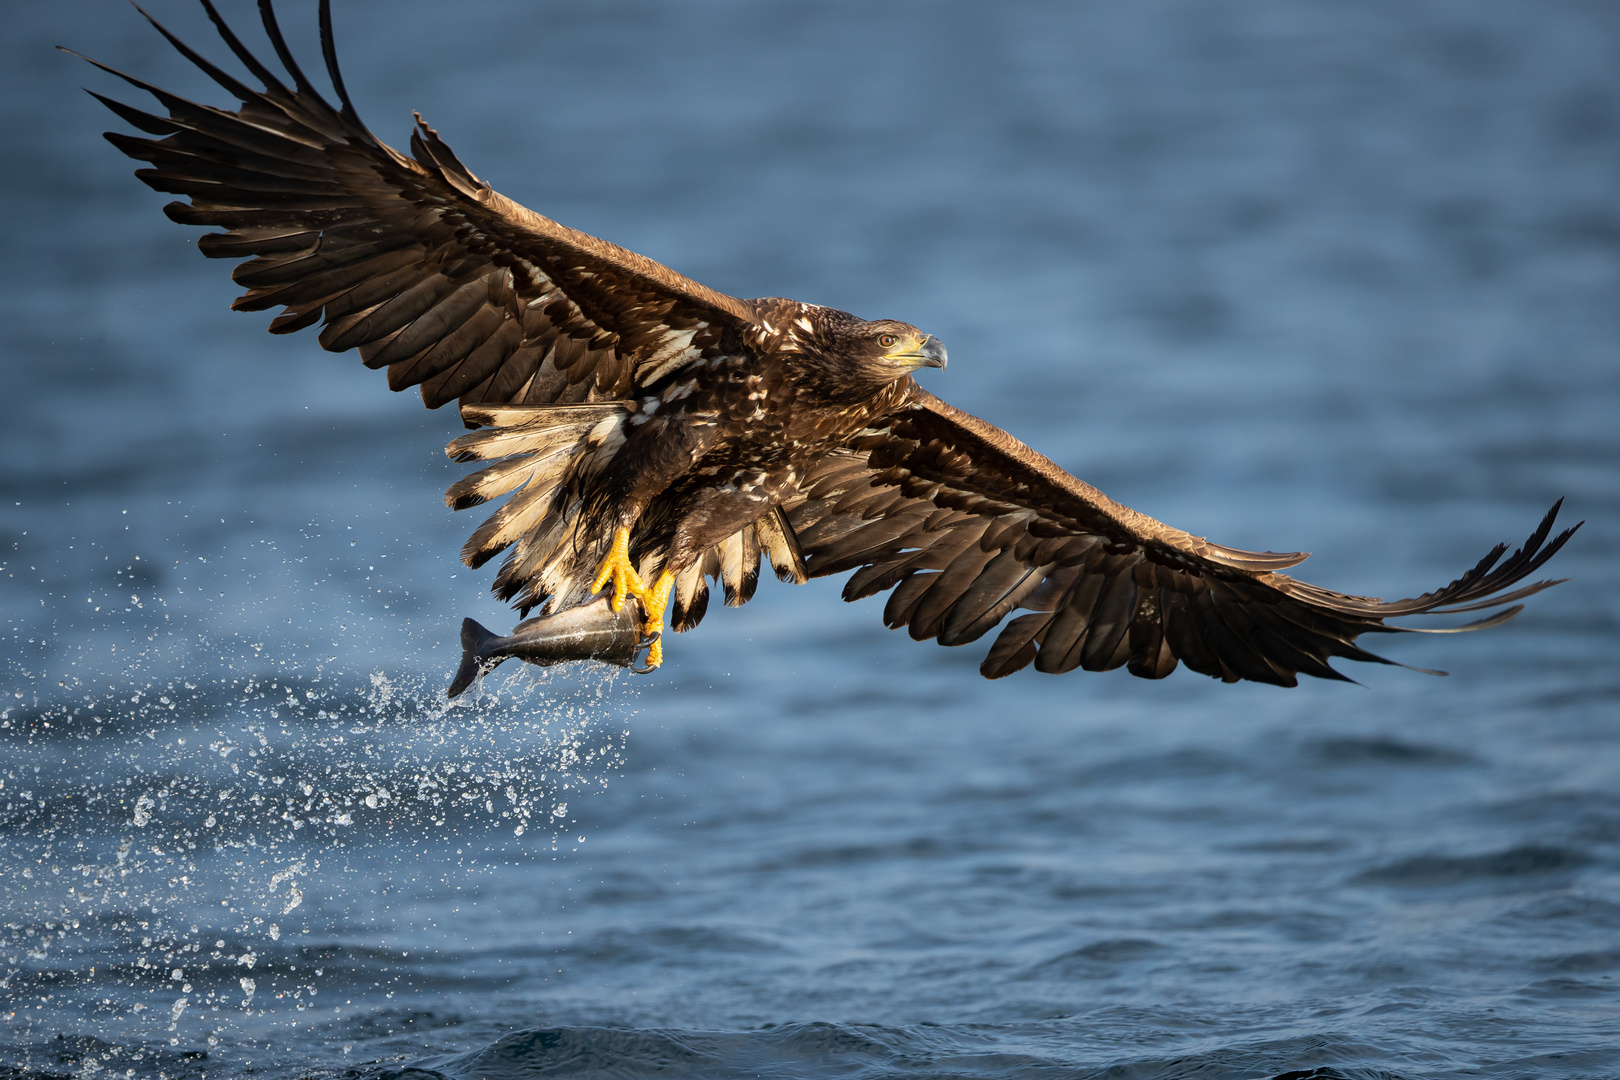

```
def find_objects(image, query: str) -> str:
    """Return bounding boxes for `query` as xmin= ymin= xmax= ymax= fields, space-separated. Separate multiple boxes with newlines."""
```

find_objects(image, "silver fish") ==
xmin=447 ymin=597 xmax=657 ymax=698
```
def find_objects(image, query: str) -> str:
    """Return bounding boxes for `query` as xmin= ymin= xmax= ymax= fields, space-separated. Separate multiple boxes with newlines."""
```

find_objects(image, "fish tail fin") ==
xmin=448 ymin=618 xmax=506 ymax=699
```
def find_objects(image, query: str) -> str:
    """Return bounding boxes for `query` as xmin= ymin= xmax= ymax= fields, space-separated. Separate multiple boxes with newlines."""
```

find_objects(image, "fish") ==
xmin=448 ymin=597 xmax=657 ymax=698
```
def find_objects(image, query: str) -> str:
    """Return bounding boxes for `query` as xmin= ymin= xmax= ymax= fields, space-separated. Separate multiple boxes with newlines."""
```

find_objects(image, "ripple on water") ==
xmin=1499 ymin=893 xmax=1620 ymax=928
xmin=397 ymin=1024 xmax=1428 ymax=1080
xmin=1020 ymin=938 xmax=1167 ymax=980
xmin=1353 ymin=845 xmax=1593 ymax=887
xmin=1304 ymin=736 xmax=1478 ymax=768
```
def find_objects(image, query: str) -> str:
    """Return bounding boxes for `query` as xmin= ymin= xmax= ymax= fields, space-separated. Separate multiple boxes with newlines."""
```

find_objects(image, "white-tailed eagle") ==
xmin=72 ymin=0 xmax=1578 ymax=684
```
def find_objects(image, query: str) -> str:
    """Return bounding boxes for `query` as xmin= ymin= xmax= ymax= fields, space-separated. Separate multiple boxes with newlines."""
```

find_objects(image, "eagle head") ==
xmin=792 ymin=308 xmax=947 ymax=399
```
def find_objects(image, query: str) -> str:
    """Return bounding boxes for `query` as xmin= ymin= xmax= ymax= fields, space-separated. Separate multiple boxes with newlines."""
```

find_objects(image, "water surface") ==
xmin=3 ymin=1 xmax=1617 ymax=1077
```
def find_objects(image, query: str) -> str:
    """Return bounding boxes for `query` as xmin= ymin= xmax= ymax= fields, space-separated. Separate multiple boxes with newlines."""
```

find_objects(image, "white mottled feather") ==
xmin=637 ymin=325 xmax=705 ymax=385
xmin=449 ymin=405 xmax=634 ymax=612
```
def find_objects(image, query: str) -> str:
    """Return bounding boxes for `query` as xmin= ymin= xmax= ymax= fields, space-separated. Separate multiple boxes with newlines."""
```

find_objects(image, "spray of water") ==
xmin=2 ymin=571 xmax=634 ymax=1073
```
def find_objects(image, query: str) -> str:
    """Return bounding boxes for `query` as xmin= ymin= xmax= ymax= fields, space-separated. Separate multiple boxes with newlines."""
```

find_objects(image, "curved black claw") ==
xmin=630 ymin=632 xmax=661 ymax=675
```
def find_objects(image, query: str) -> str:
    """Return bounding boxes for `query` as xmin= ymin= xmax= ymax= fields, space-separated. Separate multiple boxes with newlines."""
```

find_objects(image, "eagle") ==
xmin=74 ymin=0 xmax=1577 ymax=684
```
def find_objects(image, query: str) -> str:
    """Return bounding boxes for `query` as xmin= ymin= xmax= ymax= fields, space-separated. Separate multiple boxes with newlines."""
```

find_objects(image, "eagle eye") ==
xmin=878 ymin=333 xmax=898 ymax=349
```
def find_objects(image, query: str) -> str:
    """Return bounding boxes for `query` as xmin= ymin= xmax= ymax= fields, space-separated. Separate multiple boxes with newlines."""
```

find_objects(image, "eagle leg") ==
xmin=640 ymin=569 xmax=677 ymax=670
xmin=590 ymin=527 xmax=676 ymax=669
xmin=591 ymin=526 xmax=650 ymax=613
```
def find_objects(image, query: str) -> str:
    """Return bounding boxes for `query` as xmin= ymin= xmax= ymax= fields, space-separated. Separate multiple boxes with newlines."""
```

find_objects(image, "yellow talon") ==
xmin=590 ymin=527 xmax=677 ymax=670
xmin=640 ymin=569 xmax=676 ymax=670
xmin=590 ymin=526 xmax=645 ymax=614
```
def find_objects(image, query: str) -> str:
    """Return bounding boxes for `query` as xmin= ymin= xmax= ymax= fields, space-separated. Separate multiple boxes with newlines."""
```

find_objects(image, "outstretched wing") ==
xmin=786 ymin=388 xmax=1579 ymax=685
xmin=74 ymin=0 xmax=758 ymax=409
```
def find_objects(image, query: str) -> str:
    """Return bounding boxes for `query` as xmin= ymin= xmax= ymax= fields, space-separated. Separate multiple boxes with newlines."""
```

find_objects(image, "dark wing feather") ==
xmin=785 ymin=387 xmax=1579 ymax=685
xmin=74 ymin=0 xmax=759 ymax=410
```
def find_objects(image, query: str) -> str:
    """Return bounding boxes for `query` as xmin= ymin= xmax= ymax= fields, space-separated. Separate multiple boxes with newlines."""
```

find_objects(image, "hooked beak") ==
xmin=886 ymin=333 xmax=948 ymax=371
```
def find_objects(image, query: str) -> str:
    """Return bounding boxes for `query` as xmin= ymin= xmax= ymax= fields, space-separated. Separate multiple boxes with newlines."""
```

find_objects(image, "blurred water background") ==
xmin=2 ymin=1 xmax=1618 ymax=1077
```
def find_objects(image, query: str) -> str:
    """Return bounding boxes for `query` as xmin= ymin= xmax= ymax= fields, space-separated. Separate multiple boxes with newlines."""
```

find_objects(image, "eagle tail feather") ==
xmin=671 ymin=558 xmax=712 ymax=632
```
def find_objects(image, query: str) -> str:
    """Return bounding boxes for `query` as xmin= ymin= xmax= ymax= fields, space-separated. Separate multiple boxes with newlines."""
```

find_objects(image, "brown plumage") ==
xmin=76 ymin=0 xmax=1578 ymax=684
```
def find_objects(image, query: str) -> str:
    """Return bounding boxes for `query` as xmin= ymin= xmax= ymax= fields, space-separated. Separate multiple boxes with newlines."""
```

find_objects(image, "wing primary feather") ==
xmin=236 ymin=235 xmax=417 ymax=290
xmin=130 ymin=3 xmax=262 ymax=103
xmin=194 ymin=0 xmax=291 ymax=98
xmin=1421 ymin=579 xmax=1565 ymax=615
xmin=65 ymin=50 xmax=243 ymax=135
xmin=85 ymin=91 xmax=178 ymax=136
xmin=1242 ymin=603 xmax=1354 ymax=682
xmin=1264 ymin=600 xmax=1398 ymax=667
xmin=1395 ymin=605 xmax=1526 ymax=634
xmin=316 ymin=0 xmax=361 ymax=121
xmin=1186 ymin=586 xmax=1281 ymax=684
xmin=1200 ymin=581 xmax=1303 ymax=686
xmin=201 ymin=228 xmax=316 ymax=258
xmin=256 ymin=0 xmax=330 ymax=105
xmin=1285 ymin=500 xmax=1577 ymax=618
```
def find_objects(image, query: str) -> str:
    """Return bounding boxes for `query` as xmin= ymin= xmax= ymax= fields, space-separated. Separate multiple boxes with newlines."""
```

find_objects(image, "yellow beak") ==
xmin=885 ymin=333 xmax=948 ymax=370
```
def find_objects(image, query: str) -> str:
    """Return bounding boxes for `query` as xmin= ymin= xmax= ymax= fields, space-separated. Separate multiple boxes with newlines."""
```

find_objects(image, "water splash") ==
xmin=1 ymin=592 xmax=634 ymax=1069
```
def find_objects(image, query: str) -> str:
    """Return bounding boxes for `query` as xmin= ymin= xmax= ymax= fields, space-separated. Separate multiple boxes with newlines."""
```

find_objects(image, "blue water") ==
xmin=3 ymin=1 xmax=1618 ymax=1077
